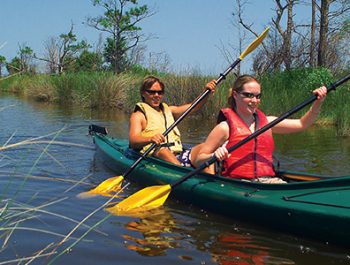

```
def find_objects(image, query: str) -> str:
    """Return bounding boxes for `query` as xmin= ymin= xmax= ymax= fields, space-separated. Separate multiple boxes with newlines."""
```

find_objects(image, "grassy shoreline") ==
xmin=1 ymin=68 xmax=349 ymax=135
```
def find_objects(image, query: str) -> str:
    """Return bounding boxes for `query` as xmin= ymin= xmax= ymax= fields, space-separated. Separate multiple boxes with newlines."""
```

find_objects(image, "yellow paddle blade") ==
xmin=239 ymin=27 xmax=270 ymax=60
xmin=106 ymin=184 xmax=171 ymax=215
xmin=78 ymin=175 xmax=124 ymax=198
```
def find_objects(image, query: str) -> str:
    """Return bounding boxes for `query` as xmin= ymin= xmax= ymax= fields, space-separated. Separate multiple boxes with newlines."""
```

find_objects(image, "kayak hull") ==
xmin=92 ymin=133 xmax=350 ymax=247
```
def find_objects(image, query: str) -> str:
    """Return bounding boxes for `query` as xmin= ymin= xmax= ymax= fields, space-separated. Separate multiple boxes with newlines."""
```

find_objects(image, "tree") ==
xmin=87 ymin=0 xmax=155 ymax=73
xmin=232 ymin=0 xmax=298 ymax=73
xmin=74 ymin=50 xmax=104 ymax=72
xmin=0 ymin=55 xmax=6 ymax=77
xmin=309 ymin=0 xmax=317 ymax=67
xmin=6 ymin=57 xmax=22 ymax=75
xmin=19 ymin=45 xmax=35 ymax=73
xmin=233 ymin=0 xmax=350 ymax=74
xmin=35 ymin=24 xmax=90 ymax=74
xmin=317 ymin=0 xmax=350 ymax=69
xmin=6 ymin=44 xmax=35 ymax=74
xmin=318 ymin=0 xmax=331 ymax=66
xmin=271 ymin=0 xmax=297 ymax=70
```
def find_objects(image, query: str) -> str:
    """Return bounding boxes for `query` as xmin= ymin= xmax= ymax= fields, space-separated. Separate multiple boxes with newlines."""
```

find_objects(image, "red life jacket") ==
xmin=220 ymin=108 xmax=275 ymax=179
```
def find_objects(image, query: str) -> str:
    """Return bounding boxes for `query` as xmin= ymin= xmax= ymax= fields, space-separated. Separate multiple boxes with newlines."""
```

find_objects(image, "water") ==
xmin=0 ymin=95 xmax=350 ymax=264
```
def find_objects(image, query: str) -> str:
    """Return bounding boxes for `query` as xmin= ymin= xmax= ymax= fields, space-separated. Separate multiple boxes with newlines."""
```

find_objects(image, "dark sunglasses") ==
xmin=145 ymin=89 xmax=164 ymax=95
xmin=239 ymin=92 xmax=262 ymax=99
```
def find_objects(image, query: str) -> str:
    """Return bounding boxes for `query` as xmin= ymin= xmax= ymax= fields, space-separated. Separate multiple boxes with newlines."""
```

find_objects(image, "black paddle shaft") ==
xmin=158 ymin=58 xmax=242 ymax=141
xmin=122 ymin=59 xmax=242 ymax=178
xmin=171 ymin=73 xmax=350 ymax=189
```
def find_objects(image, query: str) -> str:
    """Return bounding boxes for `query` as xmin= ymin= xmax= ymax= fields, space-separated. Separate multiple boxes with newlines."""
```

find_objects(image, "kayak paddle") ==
xmin=107 ymin=72 xmax=350 ymax=214
xmin=85 ymin=27 xmax=270 ymax=197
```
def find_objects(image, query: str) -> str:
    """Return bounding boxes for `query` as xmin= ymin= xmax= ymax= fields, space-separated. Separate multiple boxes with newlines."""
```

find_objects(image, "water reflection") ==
xmin=122 ymin=208 xmax=180 ymax=256
xmin=210 ymin=232 xmax=294 ymax=265
xmin=121 ymin=207 xmax=297 ymax=264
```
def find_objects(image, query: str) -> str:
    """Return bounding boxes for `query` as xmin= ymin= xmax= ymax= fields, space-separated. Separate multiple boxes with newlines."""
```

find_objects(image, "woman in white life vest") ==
xmin=129 ymin=76 xmax=216 ymax=173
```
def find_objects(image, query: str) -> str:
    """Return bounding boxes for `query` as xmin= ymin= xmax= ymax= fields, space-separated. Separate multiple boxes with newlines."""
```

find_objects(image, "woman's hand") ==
xmin=150 ymin=133 xmax=165 ymax=145
xmin=313 ymin=86 xmax=327 ymax=102
xmin=205 ymin=80 xmax=217 ymax=94
xmin=214 ymin=146 xmax=229 ymax=161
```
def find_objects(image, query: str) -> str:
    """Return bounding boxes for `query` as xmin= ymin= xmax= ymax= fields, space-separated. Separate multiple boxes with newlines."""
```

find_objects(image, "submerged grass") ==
xmin=0 ymin=68 xmax=349 ymax=135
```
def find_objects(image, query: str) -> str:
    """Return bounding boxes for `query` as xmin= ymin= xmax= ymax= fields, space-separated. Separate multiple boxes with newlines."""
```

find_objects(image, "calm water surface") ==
xmin=0 ymin=95 xmax=350 ymax=264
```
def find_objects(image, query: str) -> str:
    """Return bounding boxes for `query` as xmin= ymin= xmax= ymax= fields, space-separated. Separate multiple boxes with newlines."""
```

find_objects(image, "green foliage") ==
xmin=19 ymin=46 xmax=33 ymax=56
xmin=127 ymin=64 xmax=159 ymax=77
xmin=302 ymin=68 xmax=334 ymax=88
xmin=103 ymin=37 xmax=129 ymax=72
xmin=0 ymin=55 xmax=6 ymax=64
xmin=259 ymin=68 xmax=333 ymax=115
xmin=1 ymin=68 xmax=349 ymax=135
xmin=89 ymin=0 xmax=151 ymax=73
xmin=44 ymin=26 xmax=91 ymax=74
xmin=75 ymin=50 xmax=103 ymax=72
xmin=64 ymin=50 xmax=104 ymax=73
xmin=0 ymin=55 xmax=6 ymax=77
xmin=6 ymin=57 xmax=22 ymax=74
xmin=5 ymin=45 xmax=35 ymax=74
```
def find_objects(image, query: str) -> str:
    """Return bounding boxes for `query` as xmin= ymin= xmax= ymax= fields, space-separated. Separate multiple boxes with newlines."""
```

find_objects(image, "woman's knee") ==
xmin=154 ymin=148 xmax=181 ymax=165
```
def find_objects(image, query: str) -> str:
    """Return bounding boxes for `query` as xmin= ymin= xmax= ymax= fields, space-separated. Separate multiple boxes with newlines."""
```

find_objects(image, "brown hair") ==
xmin=228 ymin=75 xmax=260 ymax=109
xmin=140 ymin=76 xmax=165 ymax=102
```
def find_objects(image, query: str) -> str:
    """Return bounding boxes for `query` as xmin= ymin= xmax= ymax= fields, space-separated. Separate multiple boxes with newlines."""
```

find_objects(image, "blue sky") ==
xmin=0 ymin=0 xmax=298 ymax=75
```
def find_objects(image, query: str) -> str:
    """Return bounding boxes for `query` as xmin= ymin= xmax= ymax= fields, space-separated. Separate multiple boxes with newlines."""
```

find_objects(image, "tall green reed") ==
xmin=1 ymin=68 xmax=349 ymax=135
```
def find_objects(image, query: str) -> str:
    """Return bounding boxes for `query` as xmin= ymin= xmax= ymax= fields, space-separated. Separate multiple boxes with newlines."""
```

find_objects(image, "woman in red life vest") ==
xmin=194 ymin=75 xmax=327 ymax=183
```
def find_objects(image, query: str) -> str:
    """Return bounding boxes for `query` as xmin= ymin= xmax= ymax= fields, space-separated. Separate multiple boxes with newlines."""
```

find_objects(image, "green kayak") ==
xmin=91 ymin=130 xmax=350 ymax=247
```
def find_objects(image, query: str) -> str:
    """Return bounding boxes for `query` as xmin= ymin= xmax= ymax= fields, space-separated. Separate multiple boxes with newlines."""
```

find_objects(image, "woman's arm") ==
xmin=129 ymin=111 xmax=165 ymax=149
xmin=193 ymin=121 xmax=230 ymax=166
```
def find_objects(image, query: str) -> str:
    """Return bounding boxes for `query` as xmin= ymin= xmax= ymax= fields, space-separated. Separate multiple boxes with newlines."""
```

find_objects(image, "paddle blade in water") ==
xmin=78 ymin=176 xmax=124 ymax=198
xmin=106 ymin=184 xmax=171 ymax=215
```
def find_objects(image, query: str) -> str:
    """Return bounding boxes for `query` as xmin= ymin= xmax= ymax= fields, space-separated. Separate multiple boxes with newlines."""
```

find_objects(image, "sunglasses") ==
xmin=239 ymin=92 xmax=262 ymax=99
xmin=145 ymin=89 xmax=164 ymax=95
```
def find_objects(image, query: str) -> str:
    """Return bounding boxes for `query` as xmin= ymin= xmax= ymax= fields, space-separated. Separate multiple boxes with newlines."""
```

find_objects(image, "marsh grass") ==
xmin=258 ymin=68 xmax=350 ymax=136
xmin=1 ymin=68 xmax=349 ymax=135
xmin=0 ymin=126 xmax=111 ymax=264
xmin=0 ymin=74 xmax=36 ymax=94
xmin=160 ymin=73 xmax=233 ymax=118
xmin=259 ymin=68 xmax=333 ymax=116
xmin=332 ymin=87 xmax=350 ymax=136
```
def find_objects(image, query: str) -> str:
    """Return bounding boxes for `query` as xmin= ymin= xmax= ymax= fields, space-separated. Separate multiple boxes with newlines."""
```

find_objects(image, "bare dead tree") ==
xmin=317 ymin=0 xmax=350 ymax=68
xmin=216 ymin=0 xmax=246 ymax=77
xmin=147 ymin=51 xmax=171 ymax=73
xmin=35 ymin=24 xmax=89 ymax=74
xmin=318 ymin=0 xmax=331 ymax=66
xmin=231 ymin=0 xmax=276 ymax=75
xmin=309 ymin=0 xmax=317 ymax=66
xmin=42 ymin=37 xmax=60 ymax=74
xmin=231 ymin=0 xmax=349 ymax=74
xmin=271 ymin=0 xmax=298 ymax=70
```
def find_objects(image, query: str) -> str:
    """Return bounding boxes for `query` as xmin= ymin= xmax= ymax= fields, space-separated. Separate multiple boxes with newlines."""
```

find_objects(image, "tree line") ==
xmin=230 ymin=0 xmax=349 ymax=75
xmin=0 ymin=0 xmax=349 ymax=78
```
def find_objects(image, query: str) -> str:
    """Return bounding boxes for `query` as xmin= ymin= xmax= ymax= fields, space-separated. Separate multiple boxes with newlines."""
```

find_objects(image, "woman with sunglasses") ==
xmin=129 ymin=75 xmax=216 ymax=170
xmin=193 ymin=75 xmax=327 ymax=183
